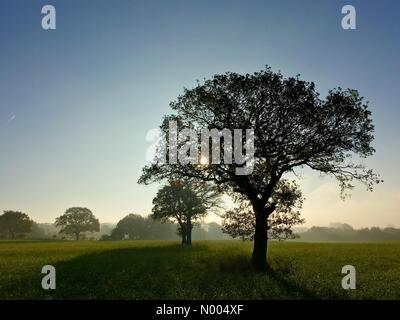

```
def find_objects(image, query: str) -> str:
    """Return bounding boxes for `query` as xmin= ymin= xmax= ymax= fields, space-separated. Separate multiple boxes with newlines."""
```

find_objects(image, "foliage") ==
xmin=55 ymin=207 xmax=100 ymax=240
xmin=152 ymin=179 xmax=220 ymax=245
xmin=222 ymin=180 xmax=305 ymax=240
xmin=0 ymin=210 xmax=33 ymax=239
xmin=111 ymin=214 xmax=152 ymax=240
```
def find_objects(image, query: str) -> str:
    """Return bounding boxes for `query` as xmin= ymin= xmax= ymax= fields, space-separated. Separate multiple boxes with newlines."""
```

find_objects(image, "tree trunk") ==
xmin=186 ymin=220 xmax=193 ymax=246
xmin=181 ymin=232 xmax=187 ymax=245
xmin=75 ymin=232 xmax=80 ymax=241
xmin=179 ymin=224 xmax=187 ymax=245
xmin=252 ymin=207 xmax=269 ymax=271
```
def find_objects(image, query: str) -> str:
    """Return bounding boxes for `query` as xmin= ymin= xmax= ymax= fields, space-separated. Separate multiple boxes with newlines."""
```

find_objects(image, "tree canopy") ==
xmin=139 ymin=67 xmax=381 ymax=270
xmin=151 ymin=180 xmax=220 ymax=245
xmin=0 ymin=210 xmax=33 ymax=239
xmin=111 ymin=214 xmax=152 ymax=240
xmin=55 ymin=207 xmax=100 ymax=240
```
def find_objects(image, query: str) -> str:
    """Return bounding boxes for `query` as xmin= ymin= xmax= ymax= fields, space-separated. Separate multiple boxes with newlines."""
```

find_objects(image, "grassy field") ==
xmin=0 ymin=240 xmax=399 ymax=300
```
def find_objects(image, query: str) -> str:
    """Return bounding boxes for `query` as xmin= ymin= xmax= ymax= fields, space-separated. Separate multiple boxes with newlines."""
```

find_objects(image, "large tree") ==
xmin=151 ymin=180 xmax=220 ymax=245
xmin=139 ymin=68 xmax=381 ymax=270
xmin=55 ymin=207 xmax=100 ymax=240
xmin=0 ymin=210 xmax=33 ymax=239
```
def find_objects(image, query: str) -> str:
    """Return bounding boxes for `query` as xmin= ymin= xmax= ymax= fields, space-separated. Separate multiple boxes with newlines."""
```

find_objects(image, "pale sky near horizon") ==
xmin=0 ymin=0 xmax=399 ymax=228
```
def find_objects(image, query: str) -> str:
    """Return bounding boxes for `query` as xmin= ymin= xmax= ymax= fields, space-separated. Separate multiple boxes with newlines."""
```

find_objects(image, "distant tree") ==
xmin=329 ymin=222 xmax=354 ymax=230
xmin=151 ymin=180 xmax=220 ymax=245
xmin=100 ymin=234 xmax=112 ymax=241
xmin=148 ymin=219 xmax=179 ymax=240
xmin=99 ymin=223 xmax=115 ymax=238
xmin=139 ymin=67 xmax=382 ymax=270
xmin=55 ymin=207 xmax=99 ymax=240
xmin=200 ymin=222 xmax=232 ymax=240
xmin=26 ymin=222 xmax=47 ymax=239
xmin=298 ymin=224 xmax=400 ymax=242
xmin=0 ymin=210 xmax=34 ymax=239
xmin=222 ymin=180 xmax=305 ymax=240
xmin=111 ymin=214 xmax=151 ymax=240
xmin=108 ymin=215 xmax=179 ymax=241
xmin=36 ymin=223 xmax=58 ymax=238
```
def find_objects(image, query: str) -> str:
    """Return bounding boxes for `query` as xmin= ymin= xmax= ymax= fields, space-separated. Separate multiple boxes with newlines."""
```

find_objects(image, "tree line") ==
xmin=297 ymin=223 xmax=400 ymax=242
xmin=2 ymin=208 xmax=398 ymax=242
xmin=0 ymin=176 xmax=305 ymax=243
xmin=0 ymin=209 xmax=231 ymax=241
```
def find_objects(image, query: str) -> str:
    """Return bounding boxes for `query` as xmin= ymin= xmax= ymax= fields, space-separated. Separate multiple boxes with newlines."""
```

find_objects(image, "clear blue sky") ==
xmin=0 ymin=0 xmax=399 ymax=227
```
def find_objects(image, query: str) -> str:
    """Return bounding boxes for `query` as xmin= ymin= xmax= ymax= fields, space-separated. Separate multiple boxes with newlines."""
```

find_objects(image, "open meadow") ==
xmin=0 ymin=240 xmax=399 ymax=300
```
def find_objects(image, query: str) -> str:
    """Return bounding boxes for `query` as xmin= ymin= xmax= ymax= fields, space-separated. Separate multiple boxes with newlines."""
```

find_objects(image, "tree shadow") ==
xmin=218 ymin=255 xmax=344 ymax=299
xmin=266 ymin=267 xmax=323 ymax=300
xmin=1 ymin=243 xmax=212 ymax=299
xmin=0 ymin=243 xmax=344 ymax=300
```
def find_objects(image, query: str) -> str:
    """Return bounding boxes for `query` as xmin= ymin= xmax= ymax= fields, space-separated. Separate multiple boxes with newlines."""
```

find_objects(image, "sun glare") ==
xmin=200 ymin=156 xmax=209 ymax=165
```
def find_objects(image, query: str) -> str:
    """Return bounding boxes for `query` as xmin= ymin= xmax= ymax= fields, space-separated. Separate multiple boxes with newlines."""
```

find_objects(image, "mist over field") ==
xmin=5 ymin=220 xmax=400 ymax=242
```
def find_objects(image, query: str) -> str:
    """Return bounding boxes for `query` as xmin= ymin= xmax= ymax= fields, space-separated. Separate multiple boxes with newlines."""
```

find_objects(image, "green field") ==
xmin=0 ymin=240 xmax=399 ymax=300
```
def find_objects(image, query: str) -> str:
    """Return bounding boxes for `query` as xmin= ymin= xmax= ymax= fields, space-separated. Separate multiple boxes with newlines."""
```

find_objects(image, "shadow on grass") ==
xmin=0 ymin=243 xmax=336 ymax=299
xmin=218 ymin=255 xmax=337 ymax=300
xmin=266 ymin=268 xmax=322 ymax=300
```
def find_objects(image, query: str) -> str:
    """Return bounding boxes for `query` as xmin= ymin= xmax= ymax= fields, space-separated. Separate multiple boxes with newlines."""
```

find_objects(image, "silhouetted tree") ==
xmin=151 ymin=180 xmax=220 ymax=245
xmin=139 ymin=67 xmax=381 ymax=270
xmin=55 ymin=207 xmax=99 ymax=240
xmin=0 ymin=210 xmax=33 ymax=239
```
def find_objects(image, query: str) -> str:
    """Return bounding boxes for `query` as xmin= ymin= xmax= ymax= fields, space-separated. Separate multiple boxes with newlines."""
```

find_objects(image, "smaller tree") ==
xmin=26 ymin=222 xmax=47 ymax=240
xmin=111 ymin=214 xmax=152 ymax=240
xmin=152 ymin=180 xmax=220 ymax=245
xmin=222 ymin=180 xmax=305 ymax=241
xmin=55 ymin=207 xmax=99 ymax=240
xmin=0 ymin=210 xmax=34 ymax=239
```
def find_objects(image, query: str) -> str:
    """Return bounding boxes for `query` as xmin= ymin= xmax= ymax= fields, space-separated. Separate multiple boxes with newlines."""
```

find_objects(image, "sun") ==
xmin=200 ymin=156 xmax=209 ymax=165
